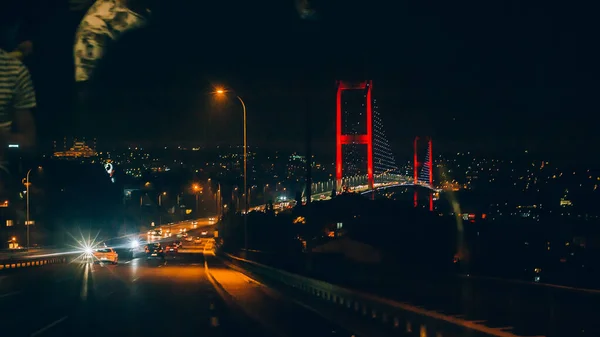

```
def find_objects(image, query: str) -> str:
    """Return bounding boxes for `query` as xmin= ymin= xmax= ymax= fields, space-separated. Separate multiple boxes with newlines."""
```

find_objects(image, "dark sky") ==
xmin=13 ymin=0 xmax=597 ymax=161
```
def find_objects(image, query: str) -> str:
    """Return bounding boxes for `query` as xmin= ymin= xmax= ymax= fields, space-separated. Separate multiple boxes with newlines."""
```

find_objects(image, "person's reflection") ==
xmin=0 ymin=48 xmax=37 ymax=197
xmin=73 ymin=0 xmax=155 ymax=134
xmin=73 ymin=0 xmax=156 ymax=83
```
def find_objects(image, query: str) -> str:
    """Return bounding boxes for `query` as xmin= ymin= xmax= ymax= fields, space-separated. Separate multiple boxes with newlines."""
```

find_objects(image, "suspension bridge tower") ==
xmin=335 ymin=80 xmax=374 ymax=193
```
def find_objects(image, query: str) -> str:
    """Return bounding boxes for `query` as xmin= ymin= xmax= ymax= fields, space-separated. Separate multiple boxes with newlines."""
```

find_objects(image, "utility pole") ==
xmin=305 ymin=105 xmax=312 ymax=207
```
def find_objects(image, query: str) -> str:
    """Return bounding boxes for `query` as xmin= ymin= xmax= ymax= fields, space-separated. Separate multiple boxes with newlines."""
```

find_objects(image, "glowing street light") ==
xmin=214 ymin=87 xmax=248 ymax=250
xmin=192 ymin=184 xmax=202 ymax=215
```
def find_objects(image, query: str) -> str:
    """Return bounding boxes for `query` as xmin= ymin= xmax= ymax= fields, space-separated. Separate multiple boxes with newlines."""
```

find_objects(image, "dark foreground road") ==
xmin=244 ymin=249 xmax=600 ymax=337
xmin=0 ymin=245 xmax=354 ymax=337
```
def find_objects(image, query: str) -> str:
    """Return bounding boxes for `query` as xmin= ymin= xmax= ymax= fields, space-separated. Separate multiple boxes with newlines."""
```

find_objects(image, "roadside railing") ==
xmin=224 ymin=253 xmax=525 ymax=337
xmin=0 ymin=254 xmax=74 ymax=271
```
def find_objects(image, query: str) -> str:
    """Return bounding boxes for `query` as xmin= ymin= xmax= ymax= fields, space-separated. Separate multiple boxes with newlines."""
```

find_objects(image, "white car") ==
xmin=93 ymin=248 xmax=118 ymax=264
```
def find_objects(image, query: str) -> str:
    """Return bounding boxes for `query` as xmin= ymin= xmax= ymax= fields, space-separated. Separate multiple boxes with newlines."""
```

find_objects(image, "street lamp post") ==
xmin=158 ymin=192 xmax=166 ymax=225
xmin=24 ymin=166 xmax=41 ymax=250
xmin=215 ymin=88 xmax=248 ymax=250
xmin=215 ymin=183 xmax=221 ymax=218
xmin=25 ymin=168 xmax=32 ymax=250
xmin=192 ymin=184 xmax=201 ymax=216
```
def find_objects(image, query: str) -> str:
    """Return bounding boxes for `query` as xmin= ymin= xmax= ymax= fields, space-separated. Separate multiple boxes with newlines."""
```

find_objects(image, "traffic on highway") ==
xmin=0 ymin=217 xmax=357 ymax=337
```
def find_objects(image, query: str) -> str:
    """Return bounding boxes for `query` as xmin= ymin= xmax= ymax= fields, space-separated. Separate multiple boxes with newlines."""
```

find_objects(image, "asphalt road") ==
xmin=0 ymin=240 xmax=357 ymax=337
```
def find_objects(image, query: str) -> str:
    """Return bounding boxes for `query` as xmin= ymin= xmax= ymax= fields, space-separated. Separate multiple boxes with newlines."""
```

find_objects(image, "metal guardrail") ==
xmin=225 ymin=253 xmax=528 ymax=337
xmin=0 ymin=255 xmax=72 ymax=271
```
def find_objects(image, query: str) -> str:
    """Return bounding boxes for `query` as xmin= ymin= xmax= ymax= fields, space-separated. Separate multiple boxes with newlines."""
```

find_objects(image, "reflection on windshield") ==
xmin=0 ymin=2 xmax=592 ymax=337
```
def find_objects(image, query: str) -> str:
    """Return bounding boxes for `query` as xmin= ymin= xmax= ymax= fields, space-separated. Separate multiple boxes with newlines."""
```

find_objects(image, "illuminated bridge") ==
xmin=250 ymin=80 xmax=439 ymax=212
xmin=310 ymin=80 xmax=438 ymax=205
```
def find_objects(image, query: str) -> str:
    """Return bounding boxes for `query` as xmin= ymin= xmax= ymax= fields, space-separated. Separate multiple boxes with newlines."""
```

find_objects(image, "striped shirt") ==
xmin=74 ymin=0 xmax=146 ymax=82
xmin=0 ymin=49 xmax=36 ymax=131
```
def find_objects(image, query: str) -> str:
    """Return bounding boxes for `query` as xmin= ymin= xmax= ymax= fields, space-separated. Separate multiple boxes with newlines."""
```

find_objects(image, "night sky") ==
xmin=8 ymin=0 xmax=596 ymax=161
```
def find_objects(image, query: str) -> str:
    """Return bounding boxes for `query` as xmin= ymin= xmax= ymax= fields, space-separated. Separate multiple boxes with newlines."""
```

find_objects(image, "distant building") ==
xmin=53 ymin=137 xmax=97 ymax=159
xmin=286 ymin=153 xmax=306 ymax=180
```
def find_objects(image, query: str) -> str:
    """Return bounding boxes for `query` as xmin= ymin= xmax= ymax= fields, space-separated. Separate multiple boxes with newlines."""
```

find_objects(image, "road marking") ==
xmin=30 ymin=316 xmax=68 ymax=336
xmin=0 ymin=291 xmax=20 ymax=298
xmin=132 ymin=277 xmax=139 ymax=283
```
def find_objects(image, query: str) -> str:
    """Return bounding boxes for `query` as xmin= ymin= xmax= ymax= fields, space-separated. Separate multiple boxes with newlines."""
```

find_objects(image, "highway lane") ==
xmin=144 ymin=217 xmax=216 ymax=237
xmin=0 ymin=242 xmax=357 ymax=337
xmin=0 ymin=217 xmax=215 ymax=264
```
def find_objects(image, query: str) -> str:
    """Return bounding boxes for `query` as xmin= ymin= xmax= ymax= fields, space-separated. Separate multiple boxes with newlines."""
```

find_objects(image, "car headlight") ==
xmin=84 ymin=247 xmax=93 ymax=255
xmin=130 ymin=240 xmax=140 ymax=249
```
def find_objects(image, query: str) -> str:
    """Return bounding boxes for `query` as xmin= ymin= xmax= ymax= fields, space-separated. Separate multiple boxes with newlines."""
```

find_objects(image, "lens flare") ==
xmin=130 ymin=240 xmax=140 ymax=249
xmin=66 ymin=229 xmax=104 ymax=262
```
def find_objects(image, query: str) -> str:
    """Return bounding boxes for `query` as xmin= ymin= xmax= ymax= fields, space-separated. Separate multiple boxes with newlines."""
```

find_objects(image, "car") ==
xmin=208 ymin=217 xmax=215 ymax=222
xmin=201 ymin=231 xmax=208 ymax=236
xmin=148 ymin=229 xmax=162 ymax=239
xmin=165 ymin=243 xmax=179 ymax=253
xmin=145 ymin=243 xmax=165 ymax=260
xmin=93 ymin=248 xmax=118 ymax=264
xmin=184 ymin=235 xmax=193 ymax=242
xmin=193 ymin=237 xmax=202 ymax=244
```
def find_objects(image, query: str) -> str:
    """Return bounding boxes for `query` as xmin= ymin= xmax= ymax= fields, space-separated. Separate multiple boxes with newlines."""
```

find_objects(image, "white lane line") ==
xmin=30 ymin=316 xmax=68 ymax=336
xmin=132 ymin=277 xmax=139 ymax=283
xmin=0 ymin=291 xmax=21 ymax=298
